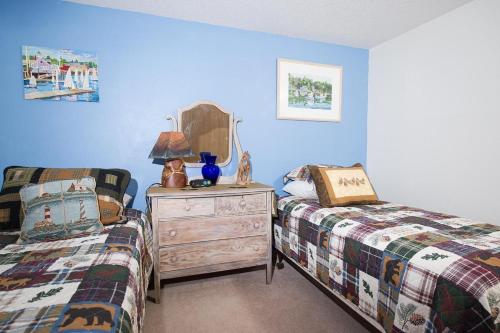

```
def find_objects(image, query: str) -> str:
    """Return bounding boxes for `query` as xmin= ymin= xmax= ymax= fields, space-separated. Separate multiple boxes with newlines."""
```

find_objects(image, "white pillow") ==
xmin=123 ymin=193 xmax=133 ymax=208
xmin=282 ymin=180 xmax=318 ymax=199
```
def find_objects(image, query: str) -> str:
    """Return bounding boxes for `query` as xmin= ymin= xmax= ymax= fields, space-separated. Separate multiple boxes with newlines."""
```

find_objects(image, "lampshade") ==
xmin=148 ymin=131 xmax=193 ymax=160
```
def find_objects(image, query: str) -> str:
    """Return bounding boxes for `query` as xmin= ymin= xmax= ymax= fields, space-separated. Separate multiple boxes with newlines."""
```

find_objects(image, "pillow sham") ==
xmin=18 ymin=177 xmax=103 ymax=243
xmin=282 ymin=180 xmax=319 ymax=199
xmin=283 ymin=164 xmax=339 ymax=184
xmin=0 ymin=166 xmax=130 ymax=230
xmin=309 ymin=164 xmax=379 ymax=207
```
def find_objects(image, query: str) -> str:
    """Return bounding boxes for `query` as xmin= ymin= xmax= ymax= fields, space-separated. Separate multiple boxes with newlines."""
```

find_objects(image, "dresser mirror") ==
xmin=167 ymin=101 xmax=243 ymax=184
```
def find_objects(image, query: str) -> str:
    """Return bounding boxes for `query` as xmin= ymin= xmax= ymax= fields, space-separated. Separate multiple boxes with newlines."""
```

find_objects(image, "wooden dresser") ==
xmin=147 ymin=183 xmax=274 ymax=303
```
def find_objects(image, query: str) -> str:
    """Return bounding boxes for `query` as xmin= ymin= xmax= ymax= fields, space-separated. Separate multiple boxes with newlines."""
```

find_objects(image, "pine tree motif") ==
xmin=397 ymin=303 xmax=421 ymax=330
xmin=337 ymin=222 xmax=353 ymax=228
xmin=421 ymin=253 xmax=449 ymax=261
xmin=362 ymin=280 xmax=373 ymax=298
xmin=28 ymin=287 xmax=63 ymax=303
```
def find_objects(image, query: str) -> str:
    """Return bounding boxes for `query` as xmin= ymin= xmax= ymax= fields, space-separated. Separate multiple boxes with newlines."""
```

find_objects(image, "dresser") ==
xmin=147 ymin=183 xmax=274 ymax=303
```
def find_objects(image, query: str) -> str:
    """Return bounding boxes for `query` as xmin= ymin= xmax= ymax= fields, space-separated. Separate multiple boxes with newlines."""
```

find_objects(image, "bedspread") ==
xmin=0 ymin=216 xmax=153 ymax=333
xmin=275 ymin=196 xmax=500 ymax=332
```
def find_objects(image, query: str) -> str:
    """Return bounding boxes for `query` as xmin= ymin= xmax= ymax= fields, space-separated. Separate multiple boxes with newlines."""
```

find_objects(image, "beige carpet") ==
xmin=145 ymin=263 xmax=371 ymax=333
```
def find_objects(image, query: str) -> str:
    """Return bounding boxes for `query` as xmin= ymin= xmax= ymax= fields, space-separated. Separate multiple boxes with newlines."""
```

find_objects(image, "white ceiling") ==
xmin=67 ymin=0 xmax=473 ymax=48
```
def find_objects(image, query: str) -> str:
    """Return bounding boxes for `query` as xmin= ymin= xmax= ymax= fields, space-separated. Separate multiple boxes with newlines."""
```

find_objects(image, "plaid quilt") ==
xmin=0 ymin=215 xmax=153 ymax=333
xmin=275 ymin=196 xmax=500 ymax=332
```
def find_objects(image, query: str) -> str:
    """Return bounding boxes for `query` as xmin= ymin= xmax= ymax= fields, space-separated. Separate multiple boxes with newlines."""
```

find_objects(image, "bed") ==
xmin=0 ymin=215 xmax=152 ymax=333
xmin=274 ymin=196 xmax=500 ymax=332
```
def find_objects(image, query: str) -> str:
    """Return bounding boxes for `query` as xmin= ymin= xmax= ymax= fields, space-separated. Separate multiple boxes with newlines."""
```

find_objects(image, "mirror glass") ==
xmin=180 ymin=103 xmax=232 ymax=166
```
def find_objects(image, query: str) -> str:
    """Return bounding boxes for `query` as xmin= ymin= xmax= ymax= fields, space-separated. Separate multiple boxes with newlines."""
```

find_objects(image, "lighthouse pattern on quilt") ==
xmin=77 ymin=199 xmax=87 ymax=222
xmin=21 ymin=177 xmax=102 ymax=242
xmin=33 ymin=185 xmax=90 ymax=229
xmin=34 ymin=205 xmax=55 ymax=229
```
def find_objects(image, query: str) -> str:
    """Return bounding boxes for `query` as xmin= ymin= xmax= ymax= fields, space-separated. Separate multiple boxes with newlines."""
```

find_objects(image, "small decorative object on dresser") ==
xmin=236 ymin=151 xmax=251 ymax=185
xmin=147 ymin=183 xmax=274 ymax=303
xmin=201 ymin=154 xmax=220 ymax=184
xmin=148 ymin=131 xmax=194 ymax=188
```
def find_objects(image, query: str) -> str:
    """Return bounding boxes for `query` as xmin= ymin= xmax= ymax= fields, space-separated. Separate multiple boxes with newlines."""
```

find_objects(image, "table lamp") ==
xmin=148 ymin=131 xmax=193 ymax=188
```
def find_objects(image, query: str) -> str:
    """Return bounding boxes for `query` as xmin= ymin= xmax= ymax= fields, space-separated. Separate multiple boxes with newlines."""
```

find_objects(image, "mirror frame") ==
xmin=178 ymin=101 xmax=234 ymax=168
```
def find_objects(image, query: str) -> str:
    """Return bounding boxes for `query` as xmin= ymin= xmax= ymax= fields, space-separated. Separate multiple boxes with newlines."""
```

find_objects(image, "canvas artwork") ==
xmin=277 ymin=58 xmax=342 ymax=122
xmin=22 ymin=45 xmax=99 ymax=102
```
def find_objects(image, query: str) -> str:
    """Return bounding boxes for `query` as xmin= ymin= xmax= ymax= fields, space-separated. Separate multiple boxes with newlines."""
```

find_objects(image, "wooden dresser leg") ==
xmin=266 ymin=261 xmax=272 ymax=284
xmin=154 ymin=273 xmax=161 ymax=304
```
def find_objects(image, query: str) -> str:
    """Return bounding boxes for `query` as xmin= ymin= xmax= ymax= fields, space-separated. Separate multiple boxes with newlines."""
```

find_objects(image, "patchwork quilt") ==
xmin=0 ymin=216 xmax=153 ymax=333
xmin=275 ymin=196 xmax=500 ymax=332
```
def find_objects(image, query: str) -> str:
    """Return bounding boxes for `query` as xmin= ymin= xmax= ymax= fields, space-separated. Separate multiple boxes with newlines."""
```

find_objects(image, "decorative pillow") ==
xmin=283 ymin=164 xmax=339 ymax=184
xmin=0 ymin=166 xmax=131 ymax=230
xmin=18 ymin=177 xmax=103 ymax=243
xmin=309 ymin=164 xmax=379 ymax=207
xmin=282 ymin=180 xmax=319 ymax=199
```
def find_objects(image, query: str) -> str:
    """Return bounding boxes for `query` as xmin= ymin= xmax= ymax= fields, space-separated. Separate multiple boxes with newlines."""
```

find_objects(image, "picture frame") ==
xmin=22 ymin=45 xmax=99 ymax=102
xmin=277 ymin=58 xmax=342 ymax=122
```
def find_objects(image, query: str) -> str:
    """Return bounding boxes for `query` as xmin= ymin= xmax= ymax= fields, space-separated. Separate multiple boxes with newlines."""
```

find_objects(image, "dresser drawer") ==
xmin=158 ymin=214 xmax=267 ymax=246
xmin=157 ymin=197 xmax=215 ymax=218
xmin=215 ymin=193 xmax=267 ymax=216
xmin=159 ymin=236 xmax=268 ymax=272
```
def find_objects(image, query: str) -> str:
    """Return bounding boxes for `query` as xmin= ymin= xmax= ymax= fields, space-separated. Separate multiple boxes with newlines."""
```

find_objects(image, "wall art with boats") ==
xmin=22 ymin=45 xmax=99 ymax=102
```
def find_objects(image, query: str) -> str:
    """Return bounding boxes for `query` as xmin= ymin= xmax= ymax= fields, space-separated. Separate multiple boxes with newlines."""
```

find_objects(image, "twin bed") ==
xmin=275 ymin=196 xmax=499 ymax=332
xmin=0 ymin=215 xmax=152 ymax=333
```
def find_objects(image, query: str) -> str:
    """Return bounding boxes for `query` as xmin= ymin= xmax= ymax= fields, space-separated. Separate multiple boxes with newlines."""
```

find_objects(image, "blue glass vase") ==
xmin=201 ymin=155 xmax=220 ymax=185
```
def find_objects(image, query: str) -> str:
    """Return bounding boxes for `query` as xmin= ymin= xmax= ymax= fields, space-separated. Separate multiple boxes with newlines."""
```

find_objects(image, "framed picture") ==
xmin=277 ymin=58 xmax=342 ymax=122
xmin=23 ymin=45 xmax=99 ymax=102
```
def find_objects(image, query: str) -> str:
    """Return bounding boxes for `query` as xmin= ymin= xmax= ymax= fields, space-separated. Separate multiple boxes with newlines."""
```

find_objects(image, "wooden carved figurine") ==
xmin=236 ymin=151 xmax=251 ymax=185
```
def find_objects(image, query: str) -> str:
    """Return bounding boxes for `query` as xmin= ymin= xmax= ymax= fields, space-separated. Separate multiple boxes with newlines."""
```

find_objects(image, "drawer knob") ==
xmin=239 ymin=198 xmax=246 ymax=208
xmin=170 ymin=256 xmax=178 ymax=263
xmin=254 ymin=222 xmax=260 ymax=229
xmin=169 ymin=229 xmax=177 ymax=237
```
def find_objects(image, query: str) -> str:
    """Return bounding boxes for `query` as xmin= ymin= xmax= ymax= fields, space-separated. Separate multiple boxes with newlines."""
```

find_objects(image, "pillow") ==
xmin=18 ymin=177 xmax=103 ymax=243
xmin=282 ymin=180 xmax=319 ymax=199
xmin=309 ymin=164 xmax=379 ymax=207
xmin=283 ymin=164 xmax=339 ymax=184
xmin=0 ymin=166 xmax=131 ymax=230
xmin=123 ymin=193 xmax=133 ymax=208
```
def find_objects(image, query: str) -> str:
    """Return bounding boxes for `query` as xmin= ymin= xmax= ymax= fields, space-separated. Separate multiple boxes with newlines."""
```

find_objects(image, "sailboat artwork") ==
xmin=22 ymin=45 xmax=99 ymax=102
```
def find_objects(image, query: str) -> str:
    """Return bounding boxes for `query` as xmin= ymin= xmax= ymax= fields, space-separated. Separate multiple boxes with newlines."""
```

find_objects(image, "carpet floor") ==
xmin=145 ymin=263 xmax=370 ymax=333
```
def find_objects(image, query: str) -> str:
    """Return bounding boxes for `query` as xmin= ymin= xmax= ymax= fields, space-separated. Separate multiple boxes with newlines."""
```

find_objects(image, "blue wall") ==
xmin=0 ymin=0 xmax=368 ymax=209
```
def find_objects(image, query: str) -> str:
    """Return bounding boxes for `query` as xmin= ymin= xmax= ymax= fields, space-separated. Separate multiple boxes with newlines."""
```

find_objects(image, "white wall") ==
xmin=368 ymin=0 xmax=500 ymax=223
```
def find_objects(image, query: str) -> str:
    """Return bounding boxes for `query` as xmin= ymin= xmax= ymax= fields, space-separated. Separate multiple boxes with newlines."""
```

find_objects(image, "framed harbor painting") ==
xmin=22 ymin=45 xmax=99 ymax=102
xmin=277 ymin=58 xmax=342 ymax=122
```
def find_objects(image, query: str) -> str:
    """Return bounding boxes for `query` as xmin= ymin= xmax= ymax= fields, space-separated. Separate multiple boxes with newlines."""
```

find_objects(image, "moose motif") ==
xmin=22 ymin=248 xmax=64 ymax=262
xmin=0 ymin=276 xmax=32 ymax=290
